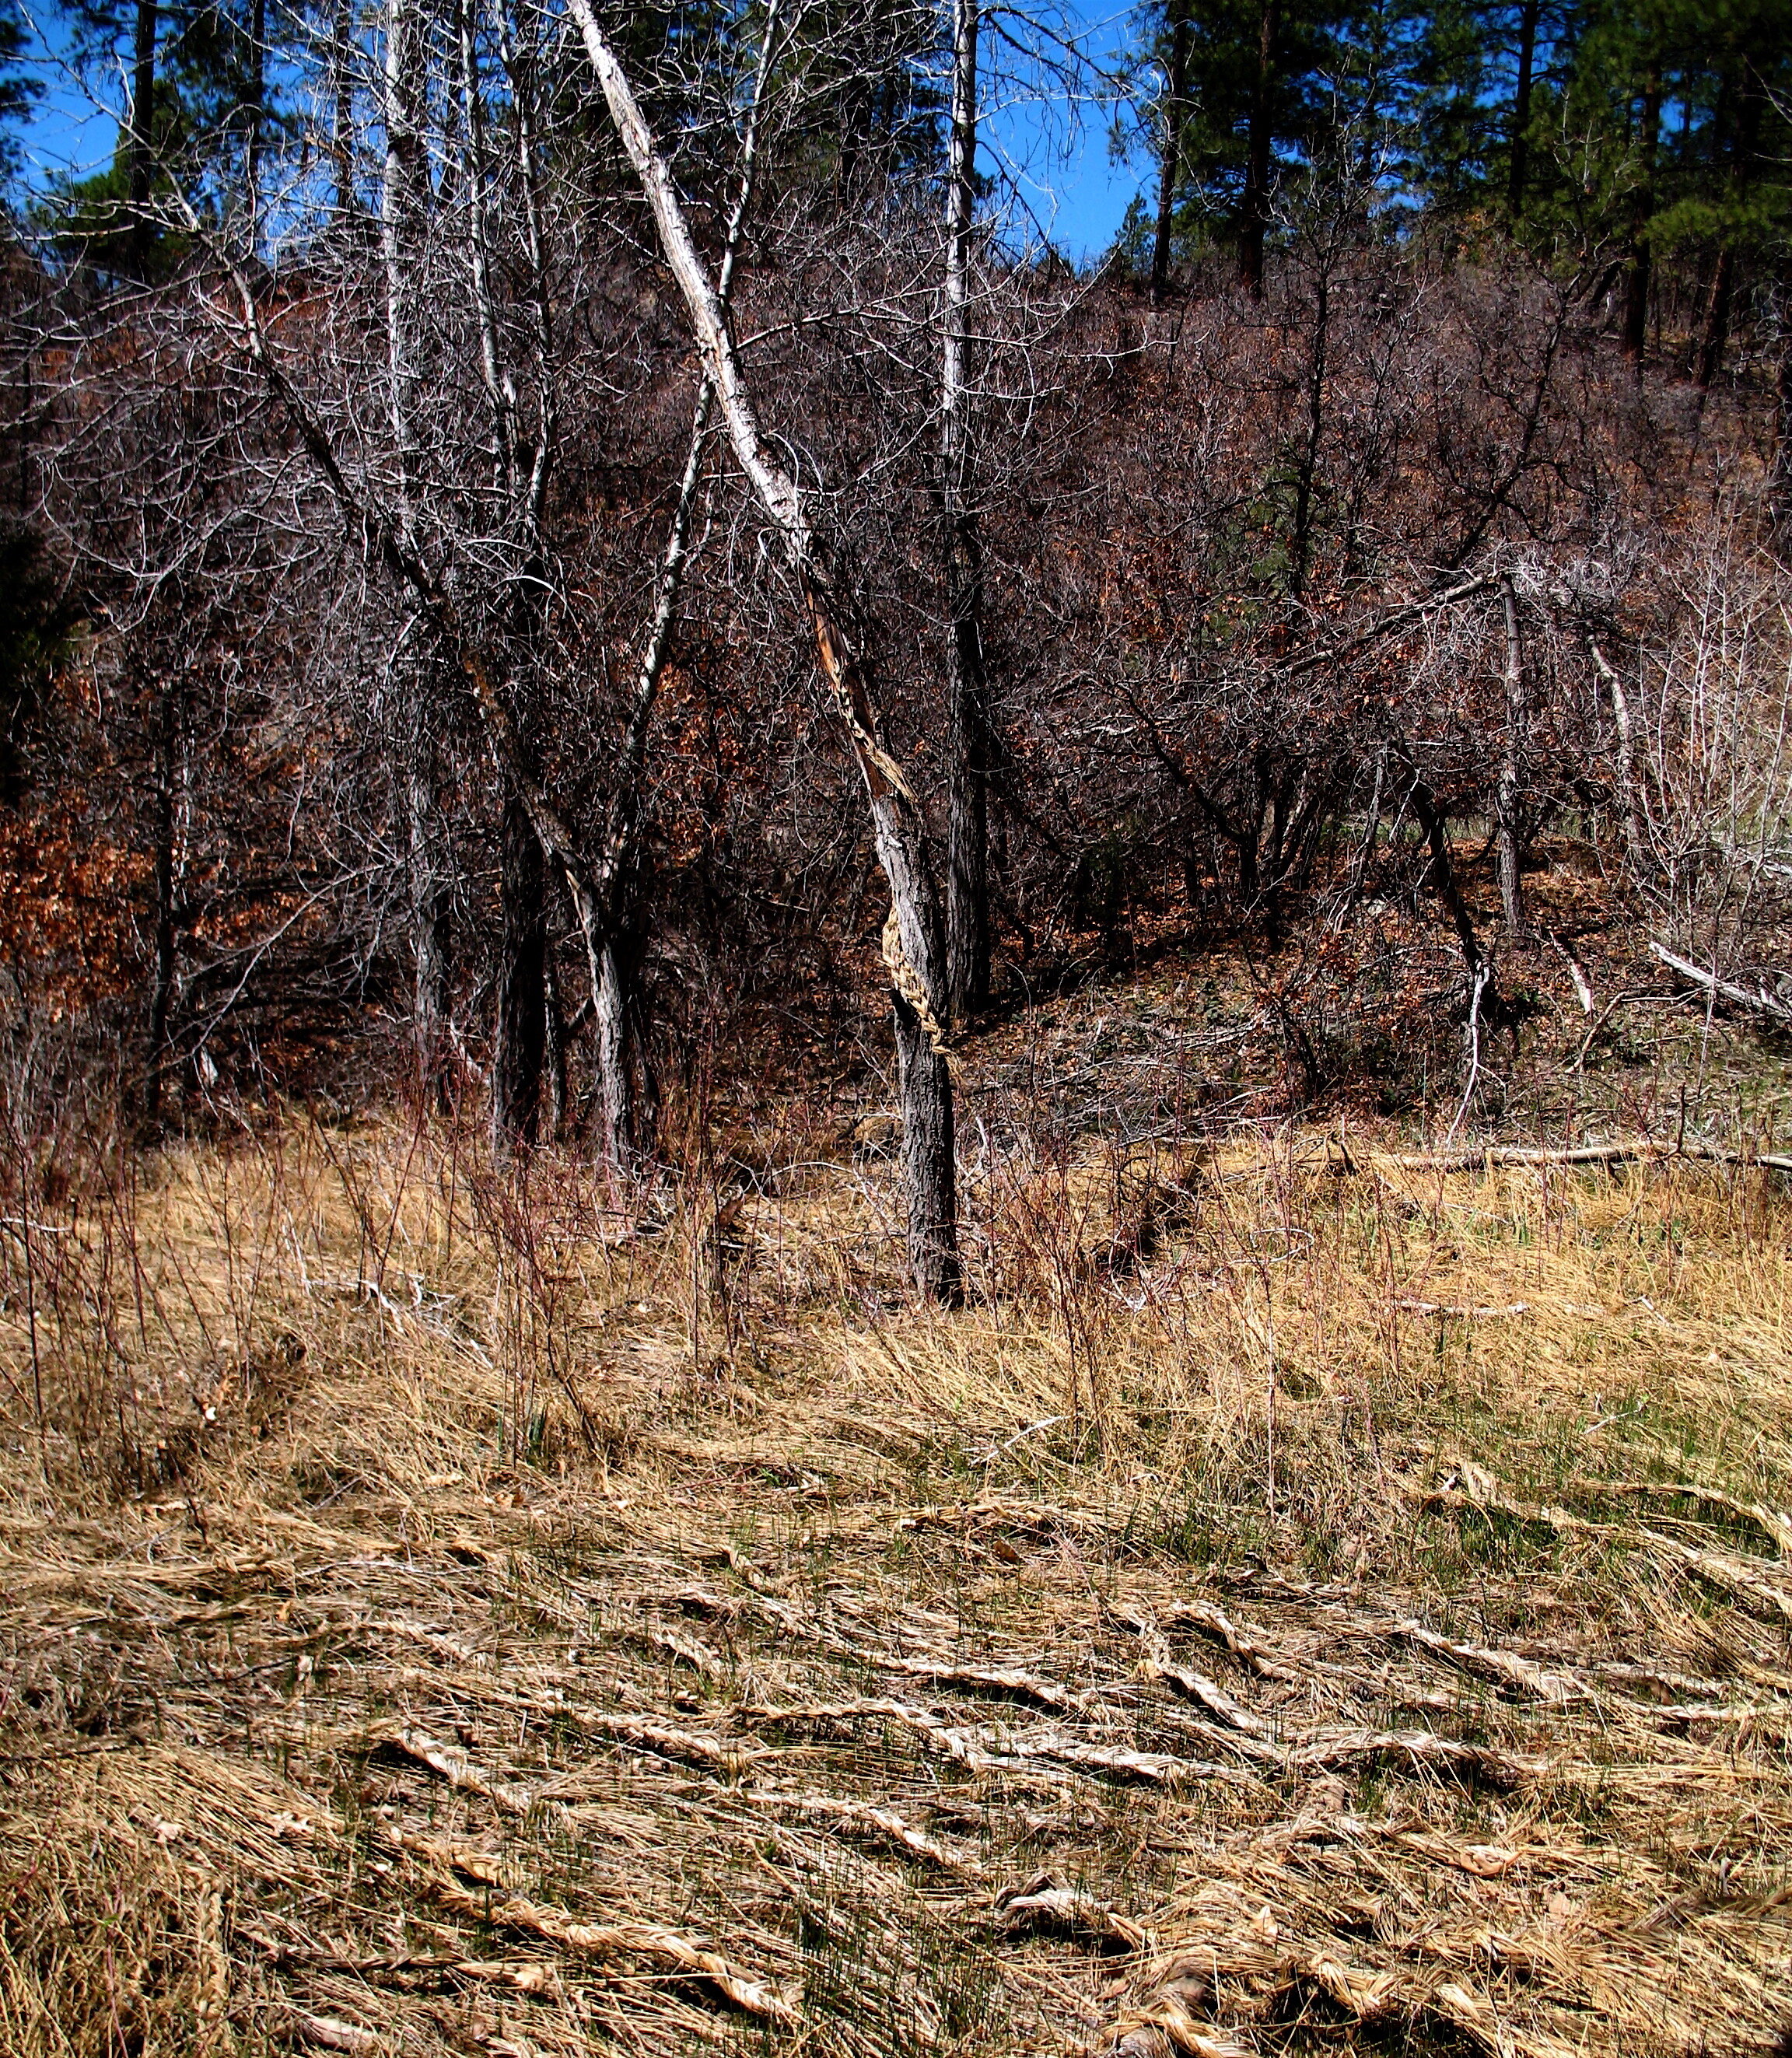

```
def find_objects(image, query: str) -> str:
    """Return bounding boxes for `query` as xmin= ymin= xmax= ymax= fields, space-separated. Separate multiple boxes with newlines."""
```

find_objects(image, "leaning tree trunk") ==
xmin=569 ymin=0 xmax=960 ymax=1298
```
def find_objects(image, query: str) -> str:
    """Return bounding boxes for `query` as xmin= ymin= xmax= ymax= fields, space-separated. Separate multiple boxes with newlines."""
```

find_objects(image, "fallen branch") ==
xmin=1386 ymin=1138 xmax=1792 ymax=1175
xmin=1650 ymin=940 xmax=1792 ymax=1026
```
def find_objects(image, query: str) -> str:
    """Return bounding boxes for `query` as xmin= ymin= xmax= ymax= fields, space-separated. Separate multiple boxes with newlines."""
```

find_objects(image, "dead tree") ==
xmin=1495 ymin=576 xmax=1526 ymax=937
xmin=941 ymin=0 xmax=990 ymax=1023
xmin=569 ymin=0 xmax=960 ymax=1299
xmin=380 ymin=0 xmax=457 ymax=1108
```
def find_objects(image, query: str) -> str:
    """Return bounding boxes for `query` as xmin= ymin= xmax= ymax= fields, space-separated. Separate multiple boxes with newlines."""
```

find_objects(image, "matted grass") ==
xmin=2 ymin=1107 xmax=1789 ymax=2056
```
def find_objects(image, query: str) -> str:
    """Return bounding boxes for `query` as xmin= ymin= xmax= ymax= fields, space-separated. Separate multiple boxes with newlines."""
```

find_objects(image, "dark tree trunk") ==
xmin=1773 ymin=322 xmax=1792 ymax=534
xmin=945 ymin=516 xmax=989 ymax=1020
xmin=406 ymin=726 xmax=453 ymax=1111
xmin=1507 ymin=0 xmax=1539 ymax=217
xmin=331 ymin=0 xmax=355 ymax=218
xmin=1150 ymin=0 xmax=1192 ymax=306
xmin=128 ymin=0 xmax=157 ymax=273
xmin=1405 ymin=769 xmax=1486 ymax=984
xmin=1290 ymin=259 xmax=1328 ymax=596
xmin=246 ymin=0 xmax=265 ymax=230
xmin=1621 ymin=66 xmax=1661 ymax=364
xmin=1695 ymin=250 xmax=1734 ymax=390
xmin=142 ymin=686 xmax=177 ymax=1134
xmin=1238 ymin=0 xmax=1279 ymax=297
xmin=1696 ymin=82 xmax=1757 ymax=390
xmin=1235 ymin=825 xmax=1261 ymax=905
xmin=492 ymin=784 xmax=546 ymax=1153
xmin=543 ymin=937 xmax=567 ymax=1144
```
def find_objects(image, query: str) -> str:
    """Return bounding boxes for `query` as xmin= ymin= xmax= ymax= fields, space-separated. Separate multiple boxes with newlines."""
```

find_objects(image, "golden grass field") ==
xmin=3 ymin=1074 xmax=1791 ymax=2056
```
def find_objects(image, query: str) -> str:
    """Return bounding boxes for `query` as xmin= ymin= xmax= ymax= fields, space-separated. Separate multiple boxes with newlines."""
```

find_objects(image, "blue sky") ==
xmin=11 ymin=0 xmax=1151 ymax=264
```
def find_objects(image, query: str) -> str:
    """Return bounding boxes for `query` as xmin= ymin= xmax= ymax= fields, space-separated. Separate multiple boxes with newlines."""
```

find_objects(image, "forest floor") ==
xmin=5 ymin=921 xmax=1792 ymax=2056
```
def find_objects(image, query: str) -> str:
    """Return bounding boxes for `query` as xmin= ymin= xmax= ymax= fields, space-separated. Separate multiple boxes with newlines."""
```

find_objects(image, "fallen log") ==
xmin=1386 ymin=1138 xmax=1792 ymax=1174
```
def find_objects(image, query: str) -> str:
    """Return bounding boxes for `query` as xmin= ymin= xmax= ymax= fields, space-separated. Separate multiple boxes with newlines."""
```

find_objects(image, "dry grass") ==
xmin=2 ymin=1099 xmax=1790 ymax=2057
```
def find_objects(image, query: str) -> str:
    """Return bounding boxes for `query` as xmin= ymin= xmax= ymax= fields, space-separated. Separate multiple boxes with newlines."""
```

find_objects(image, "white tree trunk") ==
xmin=567 ymin=0 xmax=960 ymax=1297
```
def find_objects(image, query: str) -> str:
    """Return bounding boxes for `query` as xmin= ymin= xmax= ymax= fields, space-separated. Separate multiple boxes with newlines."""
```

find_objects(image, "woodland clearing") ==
xmin=4 ymin=960 xmax=1792 ymax=2058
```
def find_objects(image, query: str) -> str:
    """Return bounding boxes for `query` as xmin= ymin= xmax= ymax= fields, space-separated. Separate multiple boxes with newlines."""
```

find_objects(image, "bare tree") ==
xmin=569 ymin=0 xmax=960 ymax=1298
xmin=1495 ymin=576 xmax=1527 ymax=937
xmin=941 ymin=0 xmax=989 ymax=1023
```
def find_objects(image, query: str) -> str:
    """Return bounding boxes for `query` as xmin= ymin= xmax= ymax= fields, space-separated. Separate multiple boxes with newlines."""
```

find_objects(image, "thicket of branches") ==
xmin=4 ymin=0 xmax=1792 ymax=1295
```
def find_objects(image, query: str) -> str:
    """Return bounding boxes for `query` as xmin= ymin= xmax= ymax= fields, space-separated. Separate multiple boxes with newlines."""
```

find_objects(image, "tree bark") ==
xmin=142 ymin=682 xmax=178 ymax=1133
xmin=1495 ymin=578 xmax=1526 ymax=936
xmin=1149 ymin=0 xmax=1191 ymax=306
xmin=381 ymin=0 xmax=427 ymax=522
xmin=942 ymin=0 xmax=989 ymax=1023
xmin=593 ymin=934 xmax=640 ymax=1170
xmin=1238 ymin=0 xmax=1279 ymax=297
xmin=1774 ymin=327 xmax=1792 ymax=536
xmin=457 ymin=0 xmax=514 ymax=492
xmin=383 ymin=0 xmax=454 ymax=1106
xmin=406 ymin=711 xmax=453 ymax=1108
xmin=492 ymin=781 xmax=546 ymax=1153
xmin=245 ymin=0 xmax=265 ymax=236
xmin=1507 ymin=0 xmax=1539 ymax=217
xmin=331 ymin=0 xmax=355 ymax=220
xmin=543 ymin=929 xmax=567 ymax=1143
xmin=1290 ymin=253 xmax=1328 ymax=597
xmin=1695 ymin=248 xmax=1734 ymax=390
xmin=128 ymin=0 xmax=158 ymax=274
xmin=568 ymin=0 xmax=960 ymax=1297
xmin=1588 ymin=640 xmax=1643 ymax=873
xmin=1621 ymin=65 xmax=1661 ymax=364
